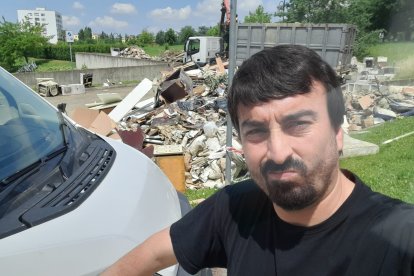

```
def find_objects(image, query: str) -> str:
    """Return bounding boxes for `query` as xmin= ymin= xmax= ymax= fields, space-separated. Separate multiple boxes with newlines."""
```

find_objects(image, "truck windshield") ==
xmin=0 ymin=67 xmax=65 ymax=182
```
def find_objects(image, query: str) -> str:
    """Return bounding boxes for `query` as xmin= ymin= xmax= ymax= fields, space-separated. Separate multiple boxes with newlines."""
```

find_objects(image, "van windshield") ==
xmin=0 ymin=67 xmax=65 ymax=182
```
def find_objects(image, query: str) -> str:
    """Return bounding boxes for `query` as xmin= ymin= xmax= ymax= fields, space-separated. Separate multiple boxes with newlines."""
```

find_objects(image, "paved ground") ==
xmin=44 ymin=84 xmax=139 ymax=117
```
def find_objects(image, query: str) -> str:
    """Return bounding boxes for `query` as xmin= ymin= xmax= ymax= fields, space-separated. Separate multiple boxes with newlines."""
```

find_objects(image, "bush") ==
xmin=353 ymin=30 xmax=384 ymax=61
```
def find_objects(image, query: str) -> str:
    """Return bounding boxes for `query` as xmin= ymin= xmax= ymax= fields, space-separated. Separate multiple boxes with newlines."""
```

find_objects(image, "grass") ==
xmin=185 ymin=188 xmax=219 ymax=207
xmin=341 ymin=117 xmax=414 ymax=203
xmin=15 ymin=58 xmax=75 ymax=72
xmin=366 ymin=42 xmax=414 ymax=79
xmin=368 ymin=42 xmax=414 ymax=64
xmin=34 ymin=58 xmax=76 ymax=72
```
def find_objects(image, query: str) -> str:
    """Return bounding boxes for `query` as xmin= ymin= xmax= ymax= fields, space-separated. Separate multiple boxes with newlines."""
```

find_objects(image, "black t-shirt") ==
xmin=170 ymin=172 xmax=414 ymax=275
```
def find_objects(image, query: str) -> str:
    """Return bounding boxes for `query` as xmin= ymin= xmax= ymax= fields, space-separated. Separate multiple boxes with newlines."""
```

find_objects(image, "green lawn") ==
xmin=367 ymin=42 xmax=414 ymax=79
xmin=341 ymin=117 xmax=414 ymax=203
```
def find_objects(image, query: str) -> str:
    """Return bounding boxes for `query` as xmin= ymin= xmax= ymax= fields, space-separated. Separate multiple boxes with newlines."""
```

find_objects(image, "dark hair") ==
xmin=227 ymin=44 xmax=345 ymax=132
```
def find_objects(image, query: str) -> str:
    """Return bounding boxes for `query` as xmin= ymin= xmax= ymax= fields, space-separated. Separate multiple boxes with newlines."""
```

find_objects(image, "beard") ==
xmin=258 ymin=156 xmax=336 ymax=211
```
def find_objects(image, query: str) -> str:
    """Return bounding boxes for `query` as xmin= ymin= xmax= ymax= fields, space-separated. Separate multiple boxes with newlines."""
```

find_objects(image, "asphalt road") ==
xmin=44 ymin=84 xmax=140 ymax=117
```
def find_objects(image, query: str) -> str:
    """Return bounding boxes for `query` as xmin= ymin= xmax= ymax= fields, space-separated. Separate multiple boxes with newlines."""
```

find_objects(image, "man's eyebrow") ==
xmin=281 ymin=110 xmax=317 ymax=124
xmin=240 ymin=120 xmax=266 ymax=130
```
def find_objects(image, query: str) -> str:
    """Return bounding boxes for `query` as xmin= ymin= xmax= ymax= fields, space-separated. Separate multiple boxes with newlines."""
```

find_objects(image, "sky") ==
xmin=2 ymin=0 xmax=278 ymax=35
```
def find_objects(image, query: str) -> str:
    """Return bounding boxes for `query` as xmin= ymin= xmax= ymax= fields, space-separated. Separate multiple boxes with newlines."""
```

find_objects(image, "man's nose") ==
xmin=266 ymin=131 xmax=294 ymax=164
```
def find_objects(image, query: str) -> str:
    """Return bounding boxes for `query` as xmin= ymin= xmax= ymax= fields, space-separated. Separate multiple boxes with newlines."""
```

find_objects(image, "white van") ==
xmin=0 ymin=66 xmax=196 ymax=276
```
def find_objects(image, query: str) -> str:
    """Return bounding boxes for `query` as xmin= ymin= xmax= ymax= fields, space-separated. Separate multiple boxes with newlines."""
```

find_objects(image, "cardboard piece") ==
xmin=70 ymin=107 xmax=116 ymax=137
xmin=158 ymin=69 xmax=193 ymax=104
xmin=358 ymin=95 xmax=374 ymax=110
xmin=108 ymin=78 xmax=153 ymax=122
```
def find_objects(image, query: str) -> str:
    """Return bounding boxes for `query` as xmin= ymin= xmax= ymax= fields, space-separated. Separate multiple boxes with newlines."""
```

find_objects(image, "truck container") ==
xmin=235 ymin=23 xmax=357 ymax=73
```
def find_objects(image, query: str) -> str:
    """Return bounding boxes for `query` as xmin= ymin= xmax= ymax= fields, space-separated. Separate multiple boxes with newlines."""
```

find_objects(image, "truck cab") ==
xmin=183 ymin=36 xmax=223 ymax=65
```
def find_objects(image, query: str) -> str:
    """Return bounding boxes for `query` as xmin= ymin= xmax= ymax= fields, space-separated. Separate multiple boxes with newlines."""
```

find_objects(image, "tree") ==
xmin=207 ymin=25 xmax=220 ymax=36
xmin=84 ymin=27 xmax=92 ymax=40
xmin=197 ymin=26 xmax=210 ymax=36
xmin=155 ymin=30 xmax=165 ymax=45
xmin=0 ymin=17 xmax=49 ymax=71
xmin=78 ymin=28 xmax=85 ymax=41
xmin=138 ymin=30 xmax=154 ymax=46
xmin=282 ymin=0 xmax=348 ymax=23
xmin=179 ymin=26 xmax=196 ymax=44
xmin=244 ymin=5 xmax=272 ymax=23
xmin=164 ymin=28 xmax=177 ymax=45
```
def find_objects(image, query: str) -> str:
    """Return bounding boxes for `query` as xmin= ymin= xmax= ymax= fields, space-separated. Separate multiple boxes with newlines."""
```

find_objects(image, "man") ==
xmin=103 ymin=45 xmax=414 ymax=275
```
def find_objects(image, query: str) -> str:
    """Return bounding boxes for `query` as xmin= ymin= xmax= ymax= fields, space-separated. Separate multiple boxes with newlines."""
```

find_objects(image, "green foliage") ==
xmin=29 ymin=43 xmax=125 ymax=62
xmin=155 ymin=30 xmax=166 ymax=45
xmin=179 ymin=26 xmax=196 ymax=44
xmin=137 ymin=30 xmax=154 ymax=46
xmin=244 ymin=5 xmax=272 ymax=23
xmin=197 ymin=26 xmax=211 ymax=36
xmin=0 ymin=17 xmax=49 ymax=71
xmin=165 ymin=28 xmax=178 ymax=45
xmin=353 ymin=30 xmax=385 ymax=61
xmin=207 ymin=25 xmax=220 ymax=36
xmin=284 ymin=0 xmax=348 ymax=23
xmin=341 ymin=117 xmax=414 ymax=203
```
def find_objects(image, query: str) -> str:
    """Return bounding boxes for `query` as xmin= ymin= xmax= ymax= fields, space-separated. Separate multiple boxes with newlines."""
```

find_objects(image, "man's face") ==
xmin=237 ymin=81 xmax=343 ymax=211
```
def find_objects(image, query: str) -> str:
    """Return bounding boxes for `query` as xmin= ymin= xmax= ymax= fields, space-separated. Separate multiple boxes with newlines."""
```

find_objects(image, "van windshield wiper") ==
xmin=0 ymin=159 xmax=42 ymax=206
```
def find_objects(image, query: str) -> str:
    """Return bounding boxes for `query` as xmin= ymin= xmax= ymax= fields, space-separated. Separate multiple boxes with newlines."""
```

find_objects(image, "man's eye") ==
xmin=286 ymin=121 xmax=310 ymax=133
xmin=244 ymin=129 xmax=268 ymax=141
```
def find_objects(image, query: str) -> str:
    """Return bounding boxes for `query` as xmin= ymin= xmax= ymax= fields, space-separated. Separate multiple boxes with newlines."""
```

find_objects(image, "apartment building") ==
xmin=17 ymin=7 xmax=63 ymax=44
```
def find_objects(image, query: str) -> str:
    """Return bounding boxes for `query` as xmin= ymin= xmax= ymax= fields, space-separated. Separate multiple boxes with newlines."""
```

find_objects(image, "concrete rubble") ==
xmin=115 ymin=60 xmax=243 ymax=190
xmin=343 ymin=56 xmax=414 ymax=132
xmin=118 ymin=46 xmax=184 ymax=64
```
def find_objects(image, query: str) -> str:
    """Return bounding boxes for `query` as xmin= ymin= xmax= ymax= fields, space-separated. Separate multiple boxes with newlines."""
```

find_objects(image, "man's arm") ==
xmin=101 ymin=227 xmax=177 ymax=276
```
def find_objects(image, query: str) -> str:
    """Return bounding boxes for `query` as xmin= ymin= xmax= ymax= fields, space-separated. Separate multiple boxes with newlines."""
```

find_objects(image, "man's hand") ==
xmin=101 ymin=227 xmax=177 ymax=276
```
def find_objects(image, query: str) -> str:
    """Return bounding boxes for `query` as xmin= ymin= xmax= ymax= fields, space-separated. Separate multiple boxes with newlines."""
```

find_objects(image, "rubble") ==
xmin=118 ymin=46 xmax=184 ymax=64
xmin=111 ymin=59 xmax=246 ymax=190
xmin=343 ymin=56 xmax=414 ymax=132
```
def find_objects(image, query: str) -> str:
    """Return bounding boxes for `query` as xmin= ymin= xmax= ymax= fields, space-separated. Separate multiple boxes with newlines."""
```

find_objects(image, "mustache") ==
xmin=260 ymin=157 xmax=307 ymax=176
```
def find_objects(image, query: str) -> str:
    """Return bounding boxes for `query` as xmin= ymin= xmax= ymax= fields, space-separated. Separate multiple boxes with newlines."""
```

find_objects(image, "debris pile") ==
xmin=118 ymin=46 xmax=184 ymax=64
xmin=116 ymin=61 xmax=247 ymax=189
xmin=342 ymin=57 xmax=414 ymax=132
xmin=118 ymin=46 xmax=152 ymax=59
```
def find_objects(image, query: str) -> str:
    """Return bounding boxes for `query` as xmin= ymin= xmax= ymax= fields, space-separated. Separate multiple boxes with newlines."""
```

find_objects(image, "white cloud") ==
xmin=238 ymin=0 xmax=263 ymax=13
xmin=72 ymin=1 xmax=85 ymax=10
xmin=195 ymin=0 xmax=219 ymax=15
xmin=111 ymin=3 xmax=137 ymax=14
xmin=89 ymin=16 xmax=128 ymax=29
xmin=149 ymin=6 xmax=191 ymax=21
xmin=63 ymin=15 xmax=81 ymax=27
